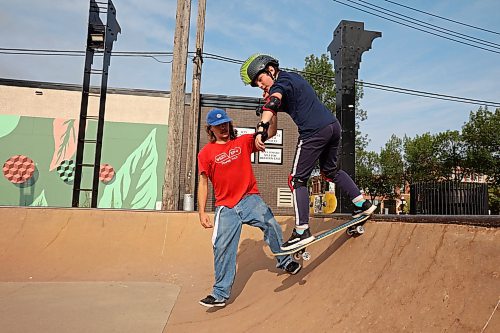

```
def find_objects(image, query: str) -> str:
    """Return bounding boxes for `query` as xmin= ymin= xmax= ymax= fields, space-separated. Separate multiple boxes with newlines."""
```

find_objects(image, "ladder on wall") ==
xmin=72 ymin=0 xmax=120 ymax=208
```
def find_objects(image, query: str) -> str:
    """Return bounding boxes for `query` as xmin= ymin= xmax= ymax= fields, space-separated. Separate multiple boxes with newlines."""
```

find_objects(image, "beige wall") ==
xmin=0 ymin=85 xmax=170 ymax=124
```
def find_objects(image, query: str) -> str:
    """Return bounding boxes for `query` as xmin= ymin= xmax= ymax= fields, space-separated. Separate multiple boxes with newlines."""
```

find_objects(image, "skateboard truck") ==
xmin=294 ymin=248 xmax=311 ymax=261
xmin=346 ymin=224 xmax=365 ymax=237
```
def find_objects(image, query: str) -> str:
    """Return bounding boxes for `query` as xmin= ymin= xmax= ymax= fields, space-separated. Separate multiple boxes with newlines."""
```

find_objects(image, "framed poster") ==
xmin=266 ymin=129 xmax=283 ymax=145
xmin=258 ymin=148 xmax=282 ymax=165
xmin=235 ymin=127 xmax=255 ymax=136
xmin=235 ymin=127 xmax=255 ymax=162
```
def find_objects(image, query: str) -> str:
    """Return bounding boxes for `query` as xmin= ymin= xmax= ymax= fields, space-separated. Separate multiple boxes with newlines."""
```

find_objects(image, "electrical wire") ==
xmin=351 ymin=0 xmax=500 ymax=50
xmin=330 ymin=0 xmax=500 ymax=55
xmin=382 ymin=0 xmax=500 ymax=35
xmin=0 ymin=47 xmax=498 ymax=107
xmin=198 ymin=53 xmax=500 ymax=108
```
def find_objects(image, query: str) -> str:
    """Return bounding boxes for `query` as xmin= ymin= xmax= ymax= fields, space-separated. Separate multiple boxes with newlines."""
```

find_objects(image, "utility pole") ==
xmin=328 ymin=20 xmax=380 ymax=213
xmin=184 ymin=0 xmax=206 ymax=208
xmin=162 ymin=0 xmax=191 ymax=210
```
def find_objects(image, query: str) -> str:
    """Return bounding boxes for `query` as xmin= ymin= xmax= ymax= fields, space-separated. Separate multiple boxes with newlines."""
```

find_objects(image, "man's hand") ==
xmin=199 ymin=212 xmax=213 ymax=228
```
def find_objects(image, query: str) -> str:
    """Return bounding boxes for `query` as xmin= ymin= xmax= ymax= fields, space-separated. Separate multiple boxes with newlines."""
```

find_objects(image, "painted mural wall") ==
xmin=0 ymin=115 xmax=167 ymax=209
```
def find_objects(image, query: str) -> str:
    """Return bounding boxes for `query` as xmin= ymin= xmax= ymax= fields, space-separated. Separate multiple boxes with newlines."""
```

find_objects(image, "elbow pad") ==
xmin=262 ymin=96 xmax=281 ymax=115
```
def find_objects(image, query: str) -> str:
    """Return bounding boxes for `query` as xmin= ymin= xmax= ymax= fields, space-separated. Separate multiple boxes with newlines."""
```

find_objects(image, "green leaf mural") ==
xmin=30 ymin=190 xmax=48 ymax=207
xmin=0 ymin=115 xmax=21 ymax=138
xmin=99 ymin=129 xmax=158 ymax=209
xmin=50 ymin=118 xmax=77 ymax=171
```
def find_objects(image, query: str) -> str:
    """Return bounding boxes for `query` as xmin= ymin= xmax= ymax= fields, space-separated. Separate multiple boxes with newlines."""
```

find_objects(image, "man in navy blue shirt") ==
xmin=240 ymin=54 xmax=376 ymax=251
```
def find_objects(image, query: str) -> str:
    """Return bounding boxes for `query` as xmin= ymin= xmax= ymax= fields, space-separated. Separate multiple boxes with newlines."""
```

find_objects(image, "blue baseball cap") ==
xmin=206 ymin=108 xmax=232 ymax=126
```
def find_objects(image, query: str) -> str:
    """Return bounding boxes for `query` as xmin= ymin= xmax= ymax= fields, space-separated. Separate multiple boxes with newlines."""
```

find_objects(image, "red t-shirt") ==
xmin=198 ymin=134 xmax=259 ymax=208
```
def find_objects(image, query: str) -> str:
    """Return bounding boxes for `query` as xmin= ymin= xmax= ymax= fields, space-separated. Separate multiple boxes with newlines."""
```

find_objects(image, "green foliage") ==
xmin=462 ymin=107 xmax=500 ymax=185
xmin=356 ymin=149 xmax=391 ymax=201
xmin=375 ymin=106 xmax=499 ymax=213
xmin=380 ymin=134 xmax=404 ymax=198
xmin=433 ymin=130 xmax=466 ymax=180
xmin=302 ymin=54 xmax=337 ymax=112
xmin=403 ymin=133 xmax=439 ymax=183
xmin=355 ymin=81 xmax=369 ymax=151
xmin=488 ymin=186 xmax=500 ymax=214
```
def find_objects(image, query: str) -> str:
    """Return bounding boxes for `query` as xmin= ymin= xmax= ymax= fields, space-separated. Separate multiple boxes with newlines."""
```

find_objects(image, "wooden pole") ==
xmin=184 ymin=0 xmax=206 ymax=204
xmin=162 ymin=0 xmax=191 ymax=210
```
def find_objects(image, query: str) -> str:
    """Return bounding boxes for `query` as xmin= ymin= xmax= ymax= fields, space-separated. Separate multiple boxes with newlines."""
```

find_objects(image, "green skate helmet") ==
xmin=240 ymin=53 xmax=279 ymax=87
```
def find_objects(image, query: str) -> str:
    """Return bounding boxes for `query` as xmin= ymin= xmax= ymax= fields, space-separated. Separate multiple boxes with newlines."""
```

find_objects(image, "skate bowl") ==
xmin=0 ymin=207 xmax=498 ymax=332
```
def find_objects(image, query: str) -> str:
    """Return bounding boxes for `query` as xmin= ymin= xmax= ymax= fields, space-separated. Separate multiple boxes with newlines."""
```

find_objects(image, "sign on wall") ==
xmin=235 ymin=127 xmax=255 ymax=162
xmin=266 ymin=129 xmax=283 ymax=145
xmin=258 ymin=148 xmax=282 ymax=165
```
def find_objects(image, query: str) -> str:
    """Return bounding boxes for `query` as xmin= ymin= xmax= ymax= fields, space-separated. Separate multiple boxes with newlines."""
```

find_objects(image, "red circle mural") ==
xmin=99 ymin=163 xmax=115 ymax=183
xmin=3 ymin=155 xmax=36 ymax=184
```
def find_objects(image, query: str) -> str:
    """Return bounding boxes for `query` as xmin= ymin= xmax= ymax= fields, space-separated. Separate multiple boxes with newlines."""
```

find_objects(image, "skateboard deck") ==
xmin=273 ymin=214 xmax=370 ymax=260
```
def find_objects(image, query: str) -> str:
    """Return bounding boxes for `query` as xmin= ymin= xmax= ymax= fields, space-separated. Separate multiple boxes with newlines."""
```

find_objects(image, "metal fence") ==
xmin=410 ymin=181 xmax=489 ymax=215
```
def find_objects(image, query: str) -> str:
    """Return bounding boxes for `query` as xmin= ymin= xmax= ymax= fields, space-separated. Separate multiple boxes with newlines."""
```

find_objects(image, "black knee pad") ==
xmin=288 ymin=175 xmax=307 ymax=191
xmin=321 ymin=169 xmax=339 ymax=183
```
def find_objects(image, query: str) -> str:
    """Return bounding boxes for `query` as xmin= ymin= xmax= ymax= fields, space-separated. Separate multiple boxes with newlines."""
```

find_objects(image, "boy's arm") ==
xmin=268 ymin=113 xmax=278 ymax=139
xmin=255 ymin=92 xmax=281 ymax=150
xmin=197 ymin=173 xmax=213 ymax=228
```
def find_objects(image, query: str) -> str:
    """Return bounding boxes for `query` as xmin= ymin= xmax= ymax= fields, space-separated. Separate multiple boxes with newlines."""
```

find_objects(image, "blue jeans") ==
xmin=211 ymin=194 xmax=292 ymax=301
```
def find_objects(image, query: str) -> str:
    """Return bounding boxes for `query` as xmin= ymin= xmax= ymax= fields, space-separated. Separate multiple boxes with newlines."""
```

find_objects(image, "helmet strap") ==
xmin=266 ymin=65 xmax=279 ymax=82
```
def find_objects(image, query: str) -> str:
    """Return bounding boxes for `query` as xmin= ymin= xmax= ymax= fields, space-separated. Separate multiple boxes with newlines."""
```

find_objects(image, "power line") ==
xmin=1 ymin=47 xmax=498 ymax=107
xmin=330 ymin=0 xmax=500 ymax=55
xmin=0 ymin=47 xmax=176 ymax=57
xmin=351 ymin=0 xmax=500 ymax=50
xmin=382 ymin=0 xmax=500 ymax=35
xmin=196 ymin=53 xmax=500 ymax=108
xmin=359 ymin=81 xmax=500 ymax=108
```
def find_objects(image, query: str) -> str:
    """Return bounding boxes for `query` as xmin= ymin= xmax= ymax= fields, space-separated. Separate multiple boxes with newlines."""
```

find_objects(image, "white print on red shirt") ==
xmin=214 ymin=147 xmax=242 ymax=165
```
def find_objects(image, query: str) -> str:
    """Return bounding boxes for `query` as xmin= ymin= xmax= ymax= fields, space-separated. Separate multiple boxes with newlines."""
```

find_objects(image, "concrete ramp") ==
xmin=0 ymin=207 xmax=498 ymax=332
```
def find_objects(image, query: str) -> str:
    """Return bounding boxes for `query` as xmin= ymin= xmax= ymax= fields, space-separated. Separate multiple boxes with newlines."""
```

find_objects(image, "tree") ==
xmin=356 ymin=150 xmax=391 ymax=202
xmin=380 ymin=134 xmax=404 ymax=198
xmin=302 ymin=54 xmax=336 ymax=112
xmin=434 ymin=130 xmax=466 ymax=181
xmin=403 ymin=133 xmax=438 ymax=183
xmin=488 ymin=186 xmax=500 ymax=215
xmin=354 ymin=81 xmax=369 ymax=152
xmin=461 ymin=107 xmax=500 ymax=185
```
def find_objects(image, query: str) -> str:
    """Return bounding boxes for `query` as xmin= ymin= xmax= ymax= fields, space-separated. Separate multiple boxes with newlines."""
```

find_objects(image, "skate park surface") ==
xmin=0 ymin=207 xmax=498 ymax=333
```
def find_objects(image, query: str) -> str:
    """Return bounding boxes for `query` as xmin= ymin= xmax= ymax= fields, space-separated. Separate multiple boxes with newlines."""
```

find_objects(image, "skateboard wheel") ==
xmin=347 ymin=224 xmax=365 ymax=237
xmin=302 ymin=251 xmax=311 ymax=261
xmin=293 ymin=252 xmax=302 ymax=261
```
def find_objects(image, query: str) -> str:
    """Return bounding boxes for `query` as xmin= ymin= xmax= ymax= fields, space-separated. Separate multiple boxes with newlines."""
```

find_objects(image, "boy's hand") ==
xmin=254 ymin=134 xmax=266 ymax=151
xmin=199 ymin=212 xmax=213 ymax=228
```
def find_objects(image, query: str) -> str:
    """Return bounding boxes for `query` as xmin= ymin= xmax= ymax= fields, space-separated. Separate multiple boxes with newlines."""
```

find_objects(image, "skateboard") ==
xmin=273 ymin=214 xmax=370 ymax=261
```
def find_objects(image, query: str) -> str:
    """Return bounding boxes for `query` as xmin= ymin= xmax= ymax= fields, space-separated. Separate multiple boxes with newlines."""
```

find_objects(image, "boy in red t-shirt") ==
xmin=198 ymin=108 xmax=301 ymax=308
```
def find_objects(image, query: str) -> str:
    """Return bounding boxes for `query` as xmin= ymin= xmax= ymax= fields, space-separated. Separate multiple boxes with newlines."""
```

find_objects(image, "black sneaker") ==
xmin=281 ymin=228 xmax=315 ymax=251
xmin=352 ymin=200 xmax=377 ymax=218
xmin=199 ymin=295 xmax=226 ymax=308
xmin=284 ymin=261 xmax=302 ymax=275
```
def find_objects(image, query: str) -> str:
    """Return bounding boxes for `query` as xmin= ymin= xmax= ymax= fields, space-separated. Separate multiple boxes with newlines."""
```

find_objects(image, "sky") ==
xmin=1 ymin=0 xmax=499 ymax=152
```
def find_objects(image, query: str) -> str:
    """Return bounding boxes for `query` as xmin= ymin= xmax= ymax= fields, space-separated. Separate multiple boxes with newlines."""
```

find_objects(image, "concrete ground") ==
xmin=0 ymin=282 xmax=179 ymax=333
xmin=0 ymin=207 xmax=498 ymax=332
